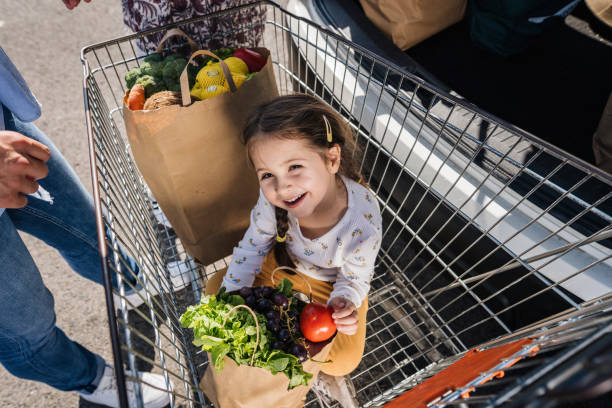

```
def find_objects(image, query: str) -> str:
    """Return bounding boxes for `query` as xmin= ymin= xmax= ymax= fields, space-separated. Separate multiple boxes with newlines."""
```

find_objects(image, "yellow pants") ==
xmin=205 ymin=252 xmax=368 ymax=376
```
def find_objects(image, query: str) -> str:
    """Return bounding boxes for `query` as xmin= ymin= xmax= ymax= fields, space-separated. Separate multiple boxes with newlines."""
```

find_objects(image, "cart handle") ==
xmin=155 ymin=28 xmax=199 ymax=54
xmin=179 ymin=50 xmax=237 ymax=106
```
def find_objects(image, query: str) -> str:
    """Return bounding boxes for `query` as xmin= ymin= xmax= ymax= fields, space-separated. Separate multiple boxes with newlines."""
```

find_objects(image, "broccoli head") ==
xmin=163 ymin=53 xmax=186 ymax=63
xmin=136 ymin=75 xmax=164 ymax=98
xmin=125 ymin=52 xmax=202 ymax=94
xmin=140 ymin=60 xmax=164 ymax=78
xmin=125 ymin=67 xmax=142 ymax=89
xmin=143 ymin=53 xmax=163 ymax=63
xmin=162 ymin=57 xmax=188 ymax=83
xmin=165 ymin=79 xmax=182 ymax=92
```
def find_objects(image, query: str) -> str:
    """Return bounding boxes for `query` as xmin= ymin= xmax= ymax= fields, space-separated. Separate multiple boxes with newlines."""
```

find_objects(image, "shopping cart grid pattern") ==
xmin=81 ymin=2 xmax=611 ymax=407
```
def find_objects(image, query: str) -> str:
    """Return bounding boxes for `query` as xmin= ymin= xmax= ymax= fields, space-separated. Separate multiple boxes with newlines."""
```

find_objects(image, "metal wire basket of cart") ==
xmin=81 ymin=1 xmax=612 ymax=407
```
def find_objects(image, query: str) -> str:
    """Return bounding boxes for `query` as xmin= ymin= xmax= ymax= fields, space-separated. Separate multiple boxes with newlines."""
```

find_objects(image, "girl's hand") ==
xmin=328 ymin=297 xmax=358 ymax=335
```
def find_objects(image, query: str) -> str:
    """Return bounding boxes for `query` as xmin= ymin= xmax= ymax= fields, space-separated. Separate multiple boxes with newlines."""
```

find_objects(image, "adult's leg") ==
xmin=3 ymin=107 xmax=139 ymax=288
xmin=0 ymin=213 xmax=104 ymax=392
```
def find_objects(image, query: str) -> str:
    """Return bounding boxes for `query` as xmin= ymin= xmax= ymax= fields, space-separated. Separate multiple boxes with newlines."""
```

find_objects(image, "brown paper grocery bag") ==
xmin=201 ymin=341 xmax=334 ymax=408
xmin=360 ymin=0 xmax=467 ymax=50
xmin=200 ymin=271 xmax=336 ymax=408
xmin=123 ymin=40 xmax=278 ymax=265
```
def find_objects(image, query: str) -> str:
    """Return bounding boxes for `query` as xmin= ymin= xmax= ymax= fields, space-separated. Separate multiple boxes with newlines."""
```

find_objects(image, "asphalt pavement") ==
xmin=0 ymin=2 xmax=126 ymax=407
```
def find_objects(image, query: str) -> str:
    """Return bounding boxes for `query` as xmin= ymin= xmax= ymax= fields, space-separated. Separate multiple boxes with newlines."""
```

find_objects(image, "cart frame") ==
xmin=81 ymin=2 xmax=612 ymax=407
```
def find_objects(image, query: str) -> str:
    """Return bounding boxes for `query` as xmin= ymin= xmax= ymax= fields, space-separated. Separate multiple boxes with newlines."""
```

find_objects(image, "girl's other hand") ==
xmin=328 ymin=297 xmax=358 ymax=335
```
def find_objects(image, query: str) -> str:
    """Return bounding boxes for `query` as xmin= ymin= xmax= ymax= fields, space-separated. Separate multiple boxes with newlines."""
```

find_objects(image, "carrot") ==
xmin=127 ymin=84 xmax=146 ymax=110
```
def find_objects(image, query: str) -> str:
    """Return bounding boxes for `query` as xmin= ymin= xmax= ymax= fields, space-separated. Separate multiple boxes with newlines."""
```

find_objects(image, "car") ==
xmin=283 ymin=1 xmax=612 ymax=405
xmin=286 ymin=0 xmax=611 ymax=305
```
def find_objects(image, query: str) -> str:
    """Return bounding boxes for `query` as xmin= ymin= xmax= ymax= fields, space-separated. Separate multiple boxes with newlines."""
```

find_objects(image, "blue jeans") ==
xmin=0 ymin=107 xmax=136 ymax=392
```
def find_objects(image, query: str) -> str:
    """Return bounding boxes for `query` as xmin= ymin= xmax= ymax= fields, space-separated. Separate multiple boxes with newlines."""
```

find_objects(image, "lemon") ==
xmin=195 ymin=65 xmax=225 ymax=89
xmin=226 ymin=73 xmax=247 ymax=89
xmin=191 ymin=57 xmax=249 ymax=99
xmin=190 ymin=83 xmax=203 ymax=100
xmin=223 ymin=57 xmax=249 ymax=75
xmin=200 ymin=84 xmax=229 ymax=99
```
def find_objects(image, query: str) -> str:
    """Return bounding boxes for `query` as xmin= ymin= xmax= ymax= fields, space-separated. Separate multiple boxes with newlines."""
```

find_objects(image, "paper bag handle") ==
xmin=155 ymin=28 xmax=199 ymax=54
xmin=271 ymin=266 xmax=313 ymax=303
xmin=179 ymin=50 xmax=237 ymax=106
xmin=222 ymin=305 xmax=260 ymax=366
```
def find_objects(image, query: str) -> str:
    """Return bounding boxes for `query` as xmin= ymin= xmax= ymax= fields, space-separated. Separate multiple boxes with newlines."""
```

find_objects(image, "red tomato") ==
xmin=232 ymin=48 xmax=267 ymax=73
xmin=299 ymin=302 xmax=337 ymax=342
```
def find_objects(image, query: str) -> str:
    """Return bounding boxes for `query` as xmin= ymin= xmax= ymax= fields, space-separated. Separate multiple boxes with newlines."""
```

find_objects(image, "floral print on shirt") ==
xmin=222 ymin=178 xmax=382 ymax=309
xmin=121 ymin=0 xmax=266 ymax=53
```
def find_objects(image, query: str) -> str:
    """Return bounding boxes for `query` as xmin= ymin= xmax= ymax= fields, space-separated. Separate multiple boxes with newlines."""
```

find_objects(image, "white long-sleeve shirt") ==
xmin=222 ymin=176 xmax=382 ymax=308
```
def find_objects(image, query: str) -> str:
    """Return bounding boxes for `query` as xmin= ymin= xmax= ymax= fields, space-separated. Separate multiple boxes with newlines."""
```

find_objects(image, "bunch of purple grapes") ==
xmin=239 ymin=285 xmax=308 ymax=362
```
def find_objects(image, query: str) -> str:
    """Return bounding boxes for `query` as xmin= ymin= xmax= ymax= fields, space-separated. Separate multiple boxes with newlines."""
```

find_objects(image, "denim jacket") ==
xmin=0 ymin=46 xmax=41 ymax=126
xmin=0 ymin=46 xmax=42 ymax=216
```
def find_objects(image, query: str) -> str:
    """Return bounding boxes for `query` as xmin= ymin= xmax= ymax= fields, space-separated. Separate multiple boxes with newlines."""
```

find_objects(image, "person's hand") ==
xmin=328 ymin=297 xmax=359 ymax=335
xmin=0 ymin=131 xmax=50 ymax=208
xmin=62 ymin=0 xmax=91 ymax=10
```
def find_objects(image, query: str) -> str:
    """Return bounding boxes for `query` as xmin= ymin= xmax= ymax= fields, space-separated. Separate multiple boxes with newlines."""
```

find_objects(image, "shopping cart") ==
xmin=81 ymin=1 xmax=612 ymax=407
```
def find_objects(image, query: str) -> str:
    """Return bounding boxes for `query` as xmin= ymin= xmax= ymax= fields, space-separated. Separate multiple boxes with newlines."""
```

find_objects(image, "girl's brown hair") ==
xmin=243 ymin=93 xmax=364 ymax=267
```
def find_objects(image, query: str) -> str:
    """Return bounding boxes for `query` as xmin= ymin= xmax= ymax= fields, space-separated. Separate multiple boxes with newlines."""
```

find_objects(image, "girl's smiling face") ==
xmin=250 ymin=135 xmax=342 ymax=221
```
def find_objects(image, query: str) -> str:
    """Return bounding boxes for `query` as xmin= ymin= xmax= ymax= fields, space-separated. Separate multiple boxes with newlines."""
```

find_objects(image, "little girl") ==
xmin=205 ymin=93 xmax=382 ymax=379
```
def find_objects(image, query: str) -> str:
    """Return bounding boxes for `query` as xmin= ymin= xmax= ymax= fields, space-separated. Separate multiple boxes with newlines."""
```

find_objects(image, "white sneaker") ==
xmin=114 ymin=259 xmax=194 ymax=310
xmin=312 ymin=372 xmax=359 ymax=408
xmin=80 ymin=364 xmax=172 ymax=408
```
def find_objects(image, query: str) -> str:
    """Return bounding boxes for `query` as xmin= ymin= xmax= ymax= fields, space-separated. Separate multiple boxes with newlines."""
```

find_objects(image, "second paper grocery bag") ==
xmin=123 ymin=47 xmax=278 ymax=265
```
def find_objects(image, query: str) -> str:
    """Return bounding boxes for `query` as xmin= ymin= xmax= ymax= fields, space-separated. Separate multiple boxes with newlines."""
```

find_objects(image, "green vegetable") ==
xmin=125 ymin=67 xmax=142 ymax=89
xmin=135 ymin=75 xmax=164 ymax=98
xmin=199 ymin=47 xmax=237 ymax=66
xmin=277 ymin=278 xmax=293 ymax=297
xmin=164 ymin=79 xmax=181 ymax=92
xmin=162 ymin=57 xmax=188 ymax=83
xmin=163 ymin=53 xmax=185 ymax=63
xmin=124 ymin=48 xmax=237 ymax=97
xmin=140 ymin=60 xmax=164 ymax=78
xmin=214 ymin=47 xmax=235 ymax=60
xmin=143 ymin=53 xmax=163 ymax=63
xmin=180 ymin=284 xmax=312 ymax=389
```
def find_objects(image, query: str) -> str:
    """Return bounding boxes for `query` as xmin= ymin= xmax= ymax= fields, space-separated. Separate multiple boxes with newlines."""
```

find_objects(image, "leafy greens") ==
xmin=180 ymin=283 xmax=313 ymax=389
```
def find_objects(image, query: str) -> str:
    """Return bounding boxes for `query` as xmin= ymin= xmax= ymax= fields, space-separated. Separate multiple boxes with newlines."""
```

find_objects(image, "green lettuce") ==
xmin=180 ymin=281 xmax=312 ymax=389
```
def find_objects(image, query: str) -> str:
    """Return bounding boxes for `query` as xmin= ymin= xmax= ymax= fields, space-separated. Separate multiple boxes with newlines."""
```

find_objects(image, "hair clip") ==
xmin=322 ymin=115 xmax=333 ymax=143
xmin=276 ymin=234 xmax=287 ymax=243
